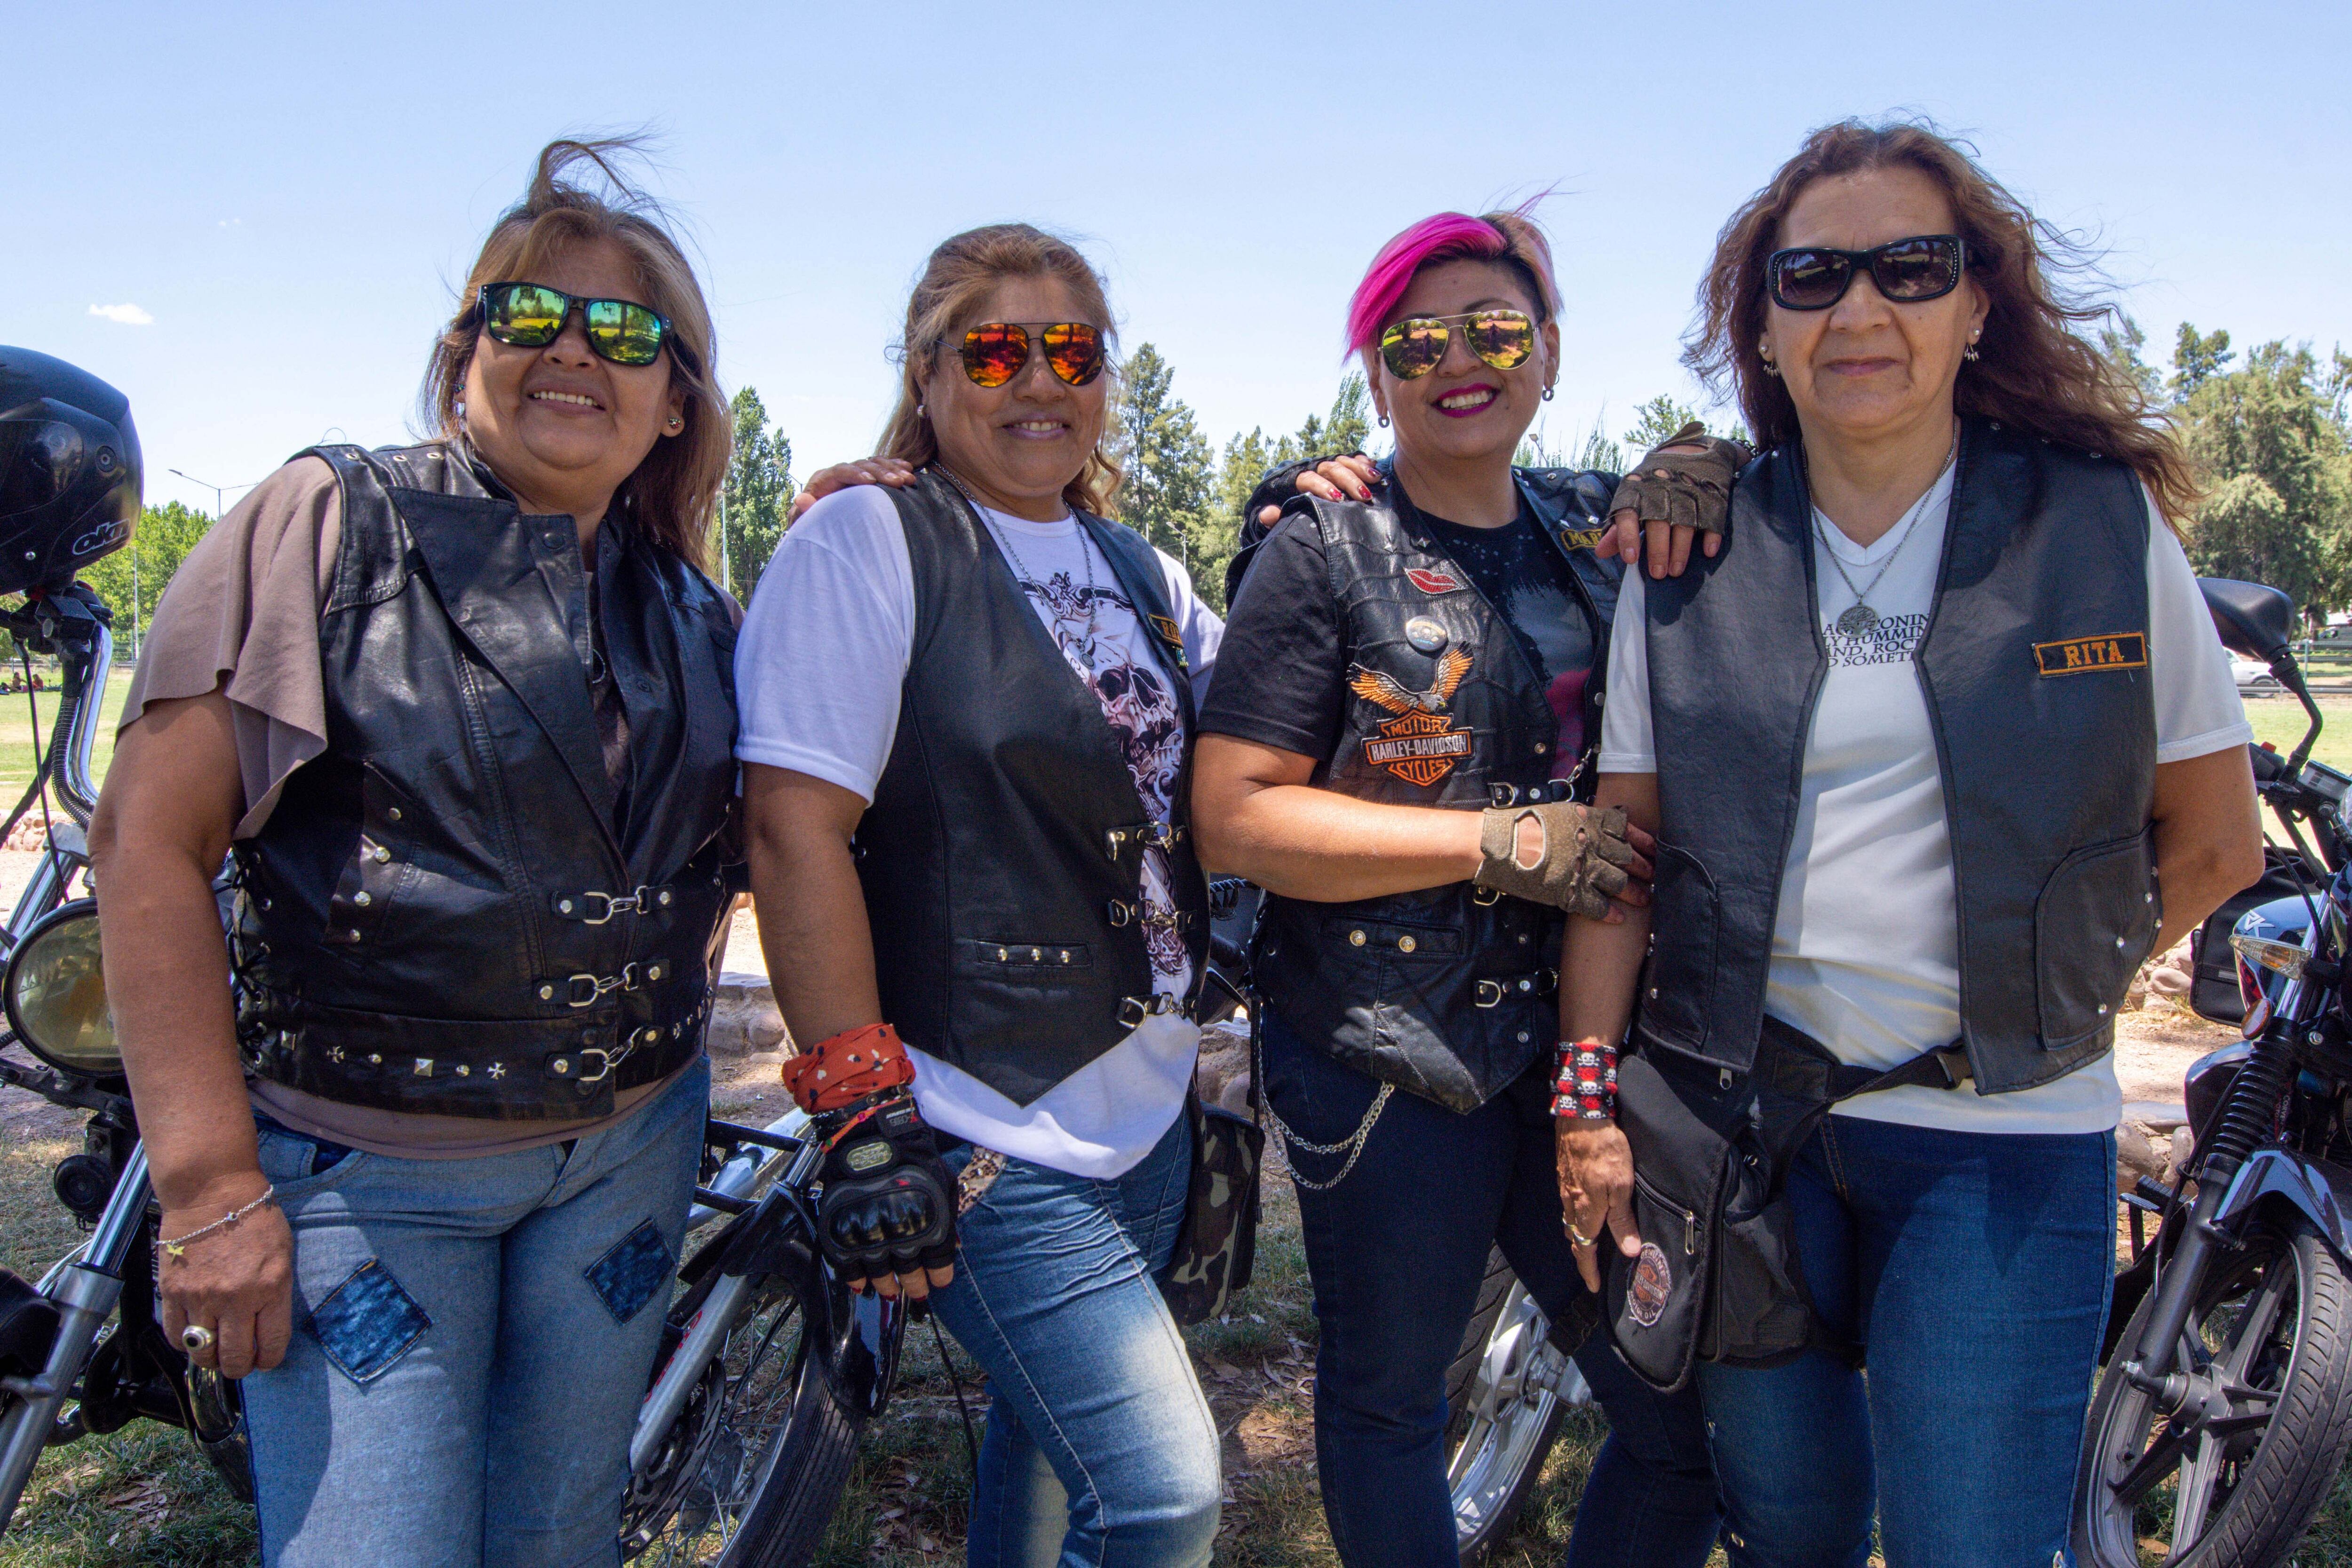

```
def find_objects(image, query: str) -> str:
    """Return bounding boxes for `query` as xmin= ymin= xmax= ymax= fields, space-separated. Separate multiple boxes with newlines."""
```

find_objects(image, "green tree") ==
xmin=2099 ymin=315 xmax=2165 ymax=404
xmin=1113 ymin=344 xmax=1216 ymax=571
xmin=81 ymin=500 xmax=213 ymax=658
xmin=2172 ymin=324 xmax=2236 ymax=399
xmin=715 ymin=386 xmax=793 ymax=597
xmin=1324 ymin=371 xmax=1373 ymax=456
xmin=2176 ymin=334 xmax=2352 ymax=618
xmin=1197 ymin=427 xmax=1282 ymax=612
xmin=1624 ymin=394 xmax=1704 ymax=452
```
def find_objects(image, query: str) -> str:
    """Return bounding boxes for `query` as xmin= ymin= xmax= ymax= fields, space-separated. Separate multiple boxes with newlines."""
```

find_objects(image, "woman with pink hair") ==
xmin=1191 ymin=209 xmax=1736 ymax=1566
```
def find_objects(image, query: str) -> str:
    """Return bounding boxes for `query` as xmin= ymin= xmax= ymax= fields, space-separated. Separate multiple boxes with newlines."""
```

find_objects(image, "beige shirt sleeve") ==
xmin=120 ymin=457 xmax=342 ymax=838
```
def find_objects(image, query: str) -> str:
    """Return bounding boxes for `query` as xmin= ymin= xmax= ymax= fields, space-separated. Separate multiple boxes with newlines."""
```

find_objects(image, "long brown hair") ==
xmin=421 ymin=137 xmax=729 ymax=568
xmin=1688 ymin=119 xmax=2196 ymax=521
xmin=877 ymin=224 xmax=1123 ymax=517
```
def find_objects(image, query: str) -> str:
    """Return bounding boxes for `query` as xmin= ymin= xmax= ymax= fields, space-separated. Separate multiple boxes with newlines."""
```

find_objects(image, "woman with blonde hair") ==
xmin=91 ymin=138 xmax=742 ymax=1565
xmin=735 ymin=223 xmax=1225 ymax=1566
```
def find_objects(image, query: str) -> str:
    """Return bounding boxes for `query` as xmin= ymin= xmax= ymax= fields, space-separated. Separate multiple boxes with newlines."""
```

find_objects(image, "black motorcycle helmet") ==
xmin=0 ymin=348 xmax=141 ymax=598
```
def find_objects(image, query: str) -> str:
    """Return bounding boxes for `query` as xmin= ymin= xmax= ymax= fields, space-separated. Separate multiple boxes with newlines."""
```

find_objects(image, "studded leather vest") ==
xmin=235 ymin=443 xmax=739 ymax=1119
xmin=855 ymin=470 xmax=1211 ymax=1107
xmin=1251 ymin=466 xmax=1625 ymax=1112
xmin=1638 ymin=419 xmax=2159 ymax=1092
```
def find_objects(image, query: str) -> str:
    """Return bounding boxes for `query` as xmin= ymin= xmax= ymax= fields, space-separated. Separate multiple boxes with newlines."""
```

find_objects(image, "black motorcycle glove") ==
xmin=814 ymin=1089 xmax=957 ymax=1282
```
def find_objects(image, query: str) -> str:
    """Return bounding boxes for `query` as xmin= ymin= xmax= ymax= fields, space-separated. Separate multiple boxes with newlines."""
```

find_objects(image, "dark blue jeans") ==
xmin=1697 ymin=1113 xmax=2115 ymax=1568
xmin=1263 ymin=1011 xmax=1721 ymax=1568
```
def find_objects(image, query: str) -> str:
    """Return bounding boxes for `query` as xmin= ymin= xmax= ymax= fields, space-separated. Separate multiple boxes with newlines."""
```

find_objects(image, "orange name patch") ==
xmin=2034 ymin=633 xmax=2147 ymax=677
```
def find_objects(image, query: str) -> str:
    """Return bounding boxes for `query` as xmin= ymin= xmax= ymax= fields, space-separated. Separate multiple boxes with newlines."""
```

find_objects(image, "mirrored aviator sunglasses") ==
xmin=478 ymin=282 xmax=672 ymax=367
xmin=1377 ymin=310 xmax=1536 ymax=380
xmin=1764 ymin=235 xmax=1967 ymax=311
xmin=957 ymin=322 xmax=1106 ymax=388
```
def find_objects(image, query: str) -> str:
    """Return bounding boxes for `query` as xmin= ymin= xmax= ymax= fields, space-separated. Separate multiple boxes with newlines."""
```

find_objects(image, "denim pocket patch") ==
xmin=308 ymin=1260 xmax=431 ymax=1385
xmin=584 ymin=1220 xmax=673 ymax=1325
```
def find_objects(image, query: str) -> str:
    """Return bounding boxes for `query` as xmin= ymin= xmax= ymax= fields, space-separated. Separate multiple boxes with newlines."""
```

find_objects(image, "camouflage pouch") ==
xmin=1158 ymin=1021 xmax=1267 ymax=1326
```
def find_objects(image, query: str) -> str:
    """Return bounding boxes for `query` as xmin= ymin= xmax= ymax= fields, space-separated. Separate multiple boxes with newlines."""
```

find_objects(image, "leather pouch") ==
xmin=1605 ymin=1052 xmax=1731 ymax=1392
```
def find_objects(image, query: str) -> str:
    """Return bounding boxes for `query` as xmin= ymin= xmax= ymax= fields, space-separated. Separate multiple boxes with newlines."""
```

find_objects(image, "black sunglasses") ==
xmin=1764 ymin=235 xmax=1968 ymax=311
xmin=476 ymin=282 xmax=675 ymax=368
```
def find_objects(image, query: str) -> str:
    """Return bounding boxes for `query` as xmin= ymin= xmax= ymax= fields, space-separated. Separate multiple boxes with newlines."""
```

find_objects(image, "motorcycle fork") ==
xmin=0 ymin=1145 xmax=151 ymax=1530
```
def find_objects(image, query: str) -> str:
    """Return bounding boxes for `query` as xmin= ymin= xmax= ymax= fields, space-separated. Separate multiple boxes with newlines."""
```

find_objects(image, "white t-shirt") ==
xmin=1598 ymin=461 xmax=2251 ymax=1134
xmin=734 ymin=484 xmax=1224 ymax=1177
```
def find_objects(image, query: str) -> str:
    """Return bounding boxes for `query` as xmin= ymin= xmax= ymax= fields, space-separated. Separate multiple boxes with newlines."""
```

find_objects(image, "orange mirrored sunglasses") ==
xmin=954 ymin=322 xmax=1106 ymax=388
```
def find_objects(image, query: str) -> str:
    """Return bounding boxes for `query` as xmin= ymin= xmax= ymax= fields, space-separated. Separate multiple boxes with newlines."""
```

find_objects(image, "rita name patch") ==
xmin=2034 ymin=632 xmax=2147 ymax=678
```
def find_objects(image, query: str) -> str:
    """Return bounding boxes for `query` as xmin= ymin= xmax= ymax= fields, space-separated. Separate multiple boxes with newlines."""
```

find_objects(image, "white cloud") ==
xmin=88 ymin=303 xmax=154 ymax=326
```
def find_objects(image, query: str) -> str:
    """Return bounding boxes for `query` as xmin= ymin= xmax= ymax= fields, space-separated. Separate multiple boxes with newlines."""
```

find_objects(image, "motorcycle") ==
xmin=0 ymin=582 xmax=905 ymax=1568
xmin=2075 ymin=577 xmax=2352 ymax=1566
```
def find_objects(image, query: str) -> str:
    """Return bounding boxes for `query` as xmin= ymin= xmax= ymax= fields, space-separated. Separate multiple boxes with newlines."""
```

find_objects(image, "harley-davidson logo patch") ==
xmin=2034 ymin=632 xmax=2147 ymax=677
xmin=1362 ymin=710 xmax=1473 ymax=786
xmin=1628 ymin=1242 xmax=1673 ymax=1328
xmin=1405 ymin=566 xmax=1465 ymax=595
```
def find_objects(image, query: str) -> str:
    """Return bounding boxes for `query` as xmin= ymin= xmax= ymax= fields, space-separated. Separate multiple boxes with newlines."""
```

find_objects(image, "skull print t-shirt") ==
xmin=734 ymin=484 xmax=1223 ymax=1179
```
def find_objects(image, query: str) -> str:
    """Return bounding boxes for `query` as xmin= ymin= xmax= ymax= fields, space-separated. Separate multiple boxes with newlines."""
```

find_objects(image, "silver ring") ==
xmin=1566 ymin=1224 xmax=1597 ymax=1249
xmin=180 ymin=1323 xmax=216 ymax=1354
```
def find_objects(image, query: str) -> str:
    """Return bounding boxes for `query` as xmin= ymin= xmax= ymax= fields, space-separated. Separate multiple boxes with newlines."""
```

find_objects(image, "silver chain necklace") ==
xmin=1815 ymin=444 xmax=1955 ymax=637
xmin=939 ymin=466 xmax=1099 ymax=643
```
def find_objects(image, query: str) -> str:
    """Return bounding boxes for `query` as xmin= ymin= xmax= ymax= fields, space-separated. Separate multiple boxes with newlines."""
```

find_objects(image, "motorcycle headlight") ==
xmin=5 ymin=898 xmax=120 ymax=1079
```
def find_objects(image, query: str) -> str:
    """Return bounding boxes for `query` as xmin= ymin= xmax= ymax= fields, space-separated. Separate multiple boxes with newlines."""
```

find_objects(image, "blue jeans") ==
xmin=241 ymin=1058 xmax=709 ymax=1568
xmin=1697 ymin=1114 xmax=2115 ymax=1568
xmin=1262 ymin=1011 xmax=1721 ymax=1568
xmin=931 ymin=1111 xmax=1222 ymax=1568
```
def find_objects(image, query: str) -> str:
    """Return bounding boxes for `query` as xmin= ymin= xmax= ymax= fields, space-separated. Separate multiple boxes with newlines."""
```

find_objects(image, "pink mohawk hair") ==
xmin=1344 ymin=205 xmax=1561 ymax=354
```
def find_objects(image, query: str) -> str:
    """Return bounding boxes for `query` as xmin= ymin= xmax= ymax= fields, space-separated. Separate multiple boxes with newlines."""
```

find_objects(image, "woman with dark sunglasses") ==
xmin=1563 ymin=119 xmax=2263 ymax=1564
xmin=1186 ymin=207 xmax=1734 ymax=1568
xmin=734 ymin=223 xmax=1226 ymax=1567
xmin=87 ymin=140 xmax=754 ymax=1565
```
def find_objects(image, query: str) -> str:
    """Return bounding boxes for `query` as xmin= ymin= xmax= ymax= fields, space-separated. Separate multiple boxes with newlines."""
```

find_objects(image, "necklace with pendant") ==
xmin=1816 ymin=443 xmax=1955 ymax=637
xmin=939 ymin=466 xmax=1099 ymax=643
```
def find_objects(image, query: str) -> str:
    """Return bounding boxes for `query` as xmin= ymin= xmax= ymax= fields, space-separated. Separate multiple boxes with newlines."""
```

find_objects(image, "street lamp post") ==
xmin=160 ymin=468 xmax=258 ymax=665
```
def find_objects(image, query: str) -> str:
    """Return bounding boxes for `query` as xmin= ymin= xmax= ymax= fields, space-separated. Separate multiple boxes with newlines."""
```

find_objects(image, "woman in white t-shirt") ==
xmin=1557 ymin=120 xmax=2265 ymax=1565
xmin=734 ymin=224 xmax=1225 ymax=1568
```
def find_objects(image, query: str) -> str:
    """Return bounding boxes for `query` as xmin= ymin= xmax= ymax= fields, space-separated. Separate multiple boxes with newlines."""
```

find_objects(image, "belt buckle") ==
xmin=1931 ymin=1045 xmax=1974 ymax=1090
xmin=578 ymin=890 xmax=636 ymax=926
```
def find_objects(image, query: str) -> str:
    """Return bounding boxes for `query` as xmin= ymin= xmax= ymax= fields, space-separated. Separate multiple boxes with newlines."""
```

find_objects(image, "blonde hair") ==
xmin=877 ymin=223 xmax=1123 ymax=517
xmin=421 ymin=137 xmax=728 ymax=567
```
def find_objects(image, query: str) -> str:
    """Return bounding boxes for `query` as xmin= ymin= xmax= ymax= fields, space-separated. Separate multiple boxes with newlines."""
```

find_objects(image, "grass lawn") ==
xmin=0 ymin=669 xmax=134 ymax=806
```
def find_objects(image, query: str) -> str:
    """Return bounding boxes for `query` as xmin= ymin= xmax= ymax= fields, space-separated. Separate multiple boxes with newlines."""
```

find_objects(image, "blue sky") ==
xmin=9 ymin=0 xmax=2348 ymax=522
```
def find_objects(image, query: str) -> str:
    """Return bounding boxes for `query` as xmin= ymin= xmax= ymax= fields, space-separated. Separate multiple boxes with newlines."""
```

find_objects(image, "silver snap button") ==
xmin=387 ymin=807 xmax=402 ymax=821
xmin=1349 ymin=930 xmax=1367 ymax=946
xmin=372 ymin=846 xmax=390 ymax=863
xmin=354 ymin=891 xmax=372 ymax=906
xmin=648 ymin=964 xmax=663 ymax=981
xmin=558 ymin=899 xmax=575 ymax=914
xmin=1398 ymin=935 xmax=1416 ymax=953
xmin=539 ymin=985 xmax=555 ymax=1000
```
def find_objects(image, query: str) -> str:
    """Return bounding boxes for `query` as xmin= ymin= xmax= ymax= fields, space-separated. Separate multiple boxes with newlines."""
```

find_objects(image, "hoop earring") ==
xmin=1541 ymin=385 xmax=1555 ymax=402
xmin=1377 ymin=412 xmax=1391 ymax=429
xmin=916 ymin=403 xmax=926 ymax=419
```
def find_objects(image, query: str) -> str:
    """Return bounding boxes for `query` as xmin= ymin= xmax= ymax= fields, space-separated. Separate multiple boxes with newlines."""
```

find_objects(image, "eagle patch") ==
xmin=1350 ymin=649 xmax=1474 ymax=786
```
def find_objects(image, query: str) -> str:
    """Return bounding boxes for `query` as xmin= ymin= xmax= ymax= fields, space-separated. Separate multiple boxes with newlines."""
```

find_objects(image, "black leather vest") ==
xmin=1639 ymin=419 xmax=2160 ymax=1093
xmin=235 ymin=443 xmax=740 ymax=1119
xmin=856 ymin=470 xmax=1210 ymax=1107
xmin=1252 ymin=466 xmax=1625 ymax=1112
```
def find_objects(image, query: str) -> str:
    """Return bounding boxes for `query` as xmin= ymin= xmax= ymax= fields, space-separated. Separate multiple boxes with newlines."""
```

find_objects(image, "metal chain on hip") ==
xmin=1813 ymin=433 xmax=1956 ymax=638
xmin=1251 ymin=1021 xmax=1393 ymax=1191
xmin=938 ymin=465 xmax=1098 ymax=645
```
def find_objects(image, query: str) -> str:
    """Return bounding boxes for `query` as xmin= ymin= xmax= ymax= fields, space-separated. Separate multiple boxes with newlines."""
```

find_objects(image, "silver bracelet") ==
xmin=156 ymin=1186 xmax=278 ymax=1266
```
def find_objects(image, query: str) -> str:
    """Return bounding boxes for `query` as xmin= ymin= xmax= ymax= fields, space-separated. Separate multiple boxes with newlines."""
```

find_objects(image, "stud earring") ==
xmin=667 ymin=415 xmax=683 ymax=430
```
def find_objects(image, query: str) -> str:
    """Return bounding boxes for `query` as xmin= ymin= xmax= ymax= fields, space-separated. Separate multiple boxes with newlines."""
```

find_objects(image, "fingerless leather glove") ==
xmin=1474 ymin=801 xmax=1637 ymax=919
xmin=1607 ymin=421 xmax=1751 ymax=539
xmin=815 ymin=1089 xmax=958 ymax=1283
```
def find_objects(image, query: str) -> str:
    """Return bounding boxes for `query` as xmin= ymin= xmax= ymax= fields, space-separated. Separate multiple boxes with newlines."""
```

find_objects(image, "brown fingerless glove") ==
xmin=1606 ymin=421 xmax=1751 ymax=539
xmin=1475 ymin=801 xmax=1637 ymax=919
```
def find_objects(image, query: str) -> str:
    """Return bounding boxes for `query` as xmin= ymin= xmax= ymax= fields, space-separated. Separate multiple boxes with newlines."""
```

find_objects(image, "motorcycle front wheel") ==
xmin=2076 ymin=1211 xmax=2352 ymax=1567
xmin=1444 ymin=1248 xmax=1588 ymax=1562
xmin=621 ymin=1278 xmax=861 ymax=1568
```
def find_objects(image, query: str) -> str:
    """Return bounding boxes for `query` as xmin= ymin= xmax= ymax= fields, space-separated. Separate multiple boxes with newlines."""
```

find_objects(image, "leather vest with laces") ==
xmin=855 ymin=469 xmax=1211 ymax=1107
xmin=1250 ymin=465 xmax=1625 ymax=1113
xmin=235 ymin=442 xmax=740 ymax=1119
xmin=1638 ymin=418 xmax=2159 ymax=1093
